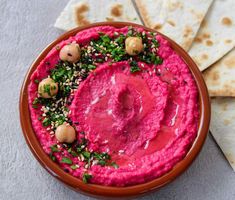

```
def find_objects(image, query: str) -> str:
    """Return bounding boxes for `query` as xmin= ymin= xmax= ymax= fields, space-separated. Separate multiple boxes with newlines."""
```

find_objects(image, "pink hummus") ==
xmin=28 ymin=26 xmax=199 ymax=186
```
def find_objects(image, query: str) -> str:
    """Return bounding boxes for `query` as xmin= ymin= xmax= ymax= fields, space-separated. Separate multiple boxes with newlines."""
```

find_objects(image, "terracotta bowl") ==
xmin=19 ymin=22 xmax=211 ymax=198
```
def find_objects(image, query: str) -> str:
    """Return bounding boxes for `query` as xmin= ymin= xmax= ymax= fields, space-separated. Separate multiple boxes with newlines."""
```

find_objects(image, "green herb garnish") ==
xmin=82 ymin=173 xmax=92 ymax=183
xmin=50 ymin=144 xmax=60 ymax=152
xmin=49 ymin=152 xmax=56 ymax=162
xmin=82 ymin=151 xmax=91 ymax=160
xmin=68 ymin=147 xmax=78 ymax=157
xmin=32 ymin=105 xmax=38 ymax=109
xmin=61 ymin=157 xmax=73 ymax=164
xmin=130 ymin=61 xmax=141 ymax=73
xmin=34 ymin=79 xmax=39 ymax=84
xmin=32 ymin=98 xmax=39 ymax=105
xmin=111 ymin=162 xmax=119 ymax=169
xmin=43 ymin=84 xmax=51 ymax=96
xmin=70 ymin=165 xmax=79 ymax=170
xmin=98 ymin=160 xmax=106 ymax=166
xmin=42 ymin=118 xmax=51 ymax=126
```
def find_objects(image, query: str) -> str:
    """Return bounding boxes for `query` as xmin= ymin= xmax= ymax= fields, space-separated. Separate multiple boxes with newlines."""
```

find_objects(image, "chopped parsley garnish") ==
xmin=32 ymin=105 xmax=38 ymax=109
xmin=68 ymin=147 xmax=78 ymax=157
xmin=82 ymin=151 xmax=91 ymax=160
xmin=32 ymin=98 xmax=39 ymax=105
xmin=34 ymin=79 xmax=39 ymax=84
xmin=82 ymin=173 xmax=92 ymax=183
xmin=61 ymin=157 xmax=73 ymax=164
xmin=43 ymin=84 xmax=51 ymax=96
xmin=50 ymin=144 xmax=60 ymax=152
xmin=49 ymin=152 xmax=56 ymax=162
xmin=51 ymin=61 xmax=74 ymax=83
xmin=70 ymin=165 xmax=79 ymax=170
xmin=130 ymin=61 xmax=141 ymax=73
xmin=42 ymin=118 xmax=51 ymax=127
xmin=111 ymin=162 xmax=119 ymax=169
xmin=152 ymin=38 xmax=159 ymax=48
xmin=93 ymin=152 xmax=111 ymax=166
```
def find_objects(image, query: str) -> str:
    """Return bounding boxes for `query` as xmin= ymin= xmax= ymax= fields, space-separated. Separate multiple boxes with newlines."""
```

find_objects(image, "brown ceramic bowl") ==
xmin=19 ymin=22 xmax=210 ymax=198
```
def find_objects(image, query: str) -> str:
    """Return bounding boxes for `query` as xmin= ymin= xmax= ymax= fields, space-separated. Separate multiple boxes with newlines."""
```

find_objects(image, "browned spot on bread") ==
xmin=153 ymin=23 xmax=162 ymax=30
xmin=190 ymin=9 xmax=203 ymax=22
xmin=212 ymin=71 xmax=219 ymax=81
xmin=194 ymin=37 xmax=202 ymax=43
xmin=221 ymin=17 xmax=233 ymax=26
xmin=224 ymin=56 xmax=235 ymax=68
xmin=76 ymin=3 xmax=89 ymax=13
xmin=183 ymin=25 xmax=193 ymax=38
xmin=225 ymin=39 xmax=232 ymax=44
xmin=194 ymin=32 xmax=210 ymax=43
xmin=106 ymin=17 xmax=114 ymax=22
xmin=214 ymin=88 xmax=235 ymax=97
xmin=202 ymin=32 xmax=210 ymax=39
xmin=111 ymin=4 xmax=123 ymax=17
xmin=203 ymin=68 xmax=220 ymax=86
xmin=74 ymin=3 xmax=90 ymax=26
xmin=222 ymin=84 xmax=235 ymax=96
xmin=168 ymin=1 xmax=183 ymax=11
xmin=206 ymin=40 xmax=213 ymax=46
xmin=201 ymin=54 xmax=208 ymax=60
xmin=167 ymin=20 xmax=175 ymax=26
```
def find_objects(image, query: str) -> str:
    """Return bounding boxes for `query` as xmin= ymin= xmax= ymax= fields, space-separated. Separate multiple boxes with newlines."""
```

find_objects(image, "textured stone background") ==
xmin=0 ymin=0 xmax=235 ymax=199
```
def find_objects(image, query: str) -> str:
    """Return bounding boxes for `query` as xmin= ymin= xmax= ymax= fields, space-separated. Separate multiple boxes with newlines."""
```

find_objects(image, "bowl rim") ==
xmin=19 ymin=21 xmax=211 ymax=198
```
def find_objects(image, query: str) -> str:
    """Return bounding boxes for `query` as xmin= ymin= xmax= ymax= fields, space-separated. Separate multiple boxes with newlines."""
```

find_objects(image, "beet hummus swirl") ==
xmin=28 ymin=26 xmax=199 ymax=186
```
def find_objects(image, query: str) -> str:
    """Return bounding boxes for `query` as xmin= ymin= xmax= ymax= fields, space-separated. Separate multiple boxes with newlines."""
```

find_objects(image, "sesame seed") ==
xmin=80 ymin=154 xmax=84 ymax=161
xmin=118 ymin=150 xmax=125 ymax=154
xmin=92 ymin=160 xmax=99 ymax=166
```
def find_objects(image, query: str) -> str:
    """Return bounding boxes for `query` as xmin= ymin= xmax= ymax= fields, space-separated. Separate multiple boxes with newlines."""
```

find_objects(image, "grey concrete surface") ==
xmin=0 ymin=0 xmax=234 ymax=199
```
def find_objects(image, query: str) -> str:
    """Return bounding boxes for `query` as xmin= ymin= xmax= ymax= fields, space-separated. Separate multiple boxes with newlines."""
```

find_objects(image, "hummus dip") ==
xmin=28 ymin=26 xmax=199 ymax=186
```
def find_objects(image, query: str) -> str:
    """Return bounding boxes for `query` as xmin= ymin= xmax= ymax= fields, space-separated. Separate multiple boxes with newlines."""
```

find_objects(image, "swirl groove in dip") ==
xmin=28 ymin=26 xmax=199 ymax=186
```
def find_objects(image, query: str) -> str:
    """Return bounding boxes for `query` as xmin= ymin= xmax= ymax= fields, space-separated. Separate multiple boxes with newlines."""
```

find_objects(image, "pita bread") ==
xmin=54 ymin=0 xmax=142 ymax=31
xmin=134 ymin=0 xmax=213 ymax=50
xmin=210 ymin=97 xmax=235 ymax=171
xmin=203 ymin=48 xmax=235 ymax=96
xmin=189 ymin=0 xmax=235 ymax=71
